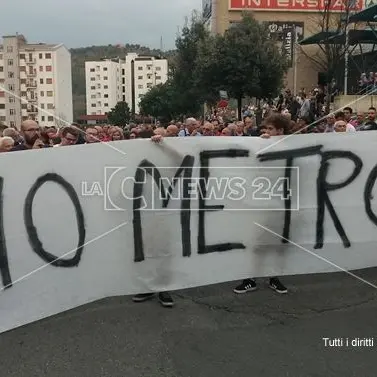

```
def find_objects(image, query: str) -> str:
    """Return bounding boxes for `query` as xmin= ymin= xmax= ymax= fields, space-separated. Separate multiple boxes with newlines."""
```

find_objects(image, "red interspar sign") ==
xmin=229 ymin=0 xmax=363 ymax=11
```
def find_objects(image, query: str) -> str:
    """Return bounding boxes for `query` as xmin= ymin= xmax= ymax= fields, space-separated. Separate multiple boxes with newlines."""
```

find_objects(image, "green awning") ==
xmin=298 ymin=31 xmax=339 ymax=45
xmin=349 ymin=4 xmax=377 ymax=23
xmin=298 ymin=29 xmax=377 ymax=46
xmin=330 ymin=29 xmax=377 ymax=45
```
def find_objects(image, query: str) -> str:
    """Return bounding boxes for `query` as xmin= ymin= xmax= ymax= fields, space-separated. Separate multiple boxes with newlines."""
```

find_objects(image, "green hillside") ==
xmin=70 ymin=44 xmax=175 ymax=119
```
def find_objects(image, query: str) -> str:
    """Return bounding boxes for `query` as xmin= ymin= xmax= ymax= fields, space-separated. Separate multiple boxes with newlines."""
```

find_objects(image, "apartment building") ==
xmin=85 ymin=59 xmax=123 ymax=116
xmin=85 ymin=53 xmax=168 ymax=116
xmin=0 ymin=34 xmax=73 ymax=129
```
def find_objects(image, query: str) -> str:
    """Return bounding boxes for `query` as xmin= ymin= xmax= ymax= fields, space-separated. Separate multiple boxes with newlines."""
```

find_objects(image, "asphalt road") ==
xmin=1 ymin=269 xmax=377 ymax=377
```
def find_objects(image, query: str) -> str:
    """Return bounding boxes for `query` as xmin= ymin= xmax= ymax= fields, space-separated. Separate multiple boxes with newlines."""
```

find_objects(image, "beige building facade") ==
xmin=203 ymin=0 xmax=364 ymax=94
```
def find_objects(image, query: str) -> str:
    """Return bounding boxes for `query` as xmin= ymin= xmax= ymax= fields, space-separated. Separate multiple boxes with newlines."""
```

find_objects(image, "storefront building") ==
xmin=202 ymin=0 xmax=364 ymax=94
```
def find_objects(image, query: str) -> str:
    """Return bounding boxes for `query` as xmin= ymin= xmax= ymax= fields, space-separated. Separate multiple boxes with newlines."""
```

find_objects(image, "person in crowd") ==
xmin=0 ymin=136 xmax=14 ymax=152
xmin=359 ymin=107 xmax=377 ymax=131
xmin=166 ymin=124 xmax=179 ymax=137
xmin=324 ymin=114 xmax=336 ymax=133
xmin=334 ymin=111 xmax=356 ymax=132
xmin=11 ymin=120 xmax=44 ymax=151
xmin=334 ymin=120 xmax=347 ymax=133
xmin=109 ymin=126 xmax=124 ymax=141
xmin=3 ymin=127 xmax=22 ymax=146
xmin=0 ymin=124 xmax=8 ymax=137
xmin=102 ymin=125 xmax=112 ymax=142
xmin=343 ymin=107 xmax=357 ymax=128
xmin=85 ymin=127 xmax=100 ymax=144
xmin=201 ymin=122 xmax=214 ymax=136
xmin=233 ymin=114 xmax=289 ymax=295
xmin=132 ymin=126 xmax=179 ymax=308
xmin=55 ymin=126 xmax=80 ymax=147
xmin=178 ymin=118 xmax=200 ymax=137
xmin=221 ymin=127 xmax=232 ymax=136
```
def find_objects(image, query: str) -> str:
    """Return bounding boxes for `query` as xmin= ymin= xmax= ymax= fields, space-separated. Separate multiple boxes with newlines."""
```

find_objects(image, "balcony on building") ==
xmin=26 ymin=106 xmax=38 ymax=114
xmin=26 ymin=80 xmax=37 ymax=88
xmin=26 ymin=70 xmax=37 ymax=77
xmin=25 ymin=58 xmax=36 ymax=65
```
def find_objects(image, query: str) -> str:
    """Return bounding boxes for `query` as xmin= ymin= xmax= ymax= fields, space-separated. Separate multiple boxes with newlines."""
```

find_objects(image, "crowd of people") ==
xmin=0 ymin=100 xmax=376 ymax=153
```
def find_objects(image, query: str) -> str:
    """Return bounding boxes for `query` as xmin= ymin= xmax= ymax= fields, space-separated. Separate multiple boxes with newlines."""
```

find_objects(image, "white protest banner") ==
xmin=1 ymin=132 xmax=377 ymax=333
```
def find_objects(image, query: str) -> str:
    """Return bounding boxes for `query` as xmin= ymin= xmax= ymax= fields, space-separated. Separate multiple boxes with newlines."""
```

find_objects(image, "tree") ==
xmin=299 ymin=0 xmax=355 ymax=111
xmin=170 ymin=12 xmax=212 ymax=116
xmin=195 ymin=14 xmax=287 ymax=119
xmin=107 ymin=101 xmax=131 ymax=126
xmin=139 ymin=82 xmax=178 ymax=122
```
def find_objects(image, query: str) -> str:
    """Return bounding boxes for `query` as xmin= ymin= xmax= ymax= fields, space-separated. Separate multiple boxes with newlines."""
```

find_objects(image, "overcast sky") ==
xmin=0 ymin=0 xmax=202 ymax=50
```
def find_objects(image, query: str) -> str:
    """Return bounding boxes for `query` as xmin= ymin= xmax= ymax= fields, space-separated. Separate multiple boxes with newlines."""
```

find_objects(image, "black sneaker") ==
xmin=158 ymin=292 xmax=174 ymax=307
xmin=269 ymin=278 xmax=288 ymax=294
xmin=132 ymin=293 xmax=155 ymax=302
xmin=233 ymin=279 xmax=257 ymax=294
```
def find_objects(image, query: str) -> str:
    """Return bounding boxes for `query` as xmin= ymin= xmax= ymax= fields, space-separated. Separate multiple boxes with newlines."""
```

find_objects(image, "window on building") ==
xmin=47 ymin=103 xmax=54 ymax=109
xmin=96 ymin=75 xmax=100 ymax=80
xmin=45 ymin=53 xmax=51 ymax=59
xmin=8 ymin=59 xmax=13 ymax=66
xmin=41 ymin=116 xmax=45 ymax=121
xmin=90 ymin=68 xmax=95 ymax=72
xmin=10 ymin=121 xmax=15 ymax=128
xmin=147 ymin=83 xmax=152 ymax=88
xmin=0 ymin=104 xmax=4 ymax=109
xmin=91 ymin=112 xmax=96 ymax=115
xmin=9 ymin=97 xmax=14 ymax=103
xmin=46 ymin=65 xmax=52 ymax=72
xmin=7 ymin=46 xmax=13 ymax=53
xmin=8 ymin=72 xmax=14 ymax=78
xmin=46 ymin=78 xmax=53 ymax=84
xmin=104 ymin=94 xmax=108 ymax=98
xmin=20 ymin=54 xmax=25 ymax=60
xmin=137 ymin=76 xmax=142 ymax=80
xmin=0 ymin=67 xmax=3 ymax=72
xmin=96 ymin=66 xmax=100 ymax=71
xmin=90 ymin=77 xmax=95 ymax=81
xmin=122 ymin=86 xmax=125 ymax=93
xmin=40 ymin=79 xmax=44 ymax=84
xmin=103 ymin=76 xmax=108 ymax=80
xmin=21 ymin=103 xmax=27 ymax=109
xmin=138 ymin=85 xmax=143 ymax=89
xmin=21 ymin=79 xmax=26 ymax=84
xmin=138 ymin=67 xmax=143 ymax=70
xmin=156 ymin=67 xmax=161 ymax=71
xmin=21 ymin=91 xmax=26 ymax=96
xmin=147 ymin=66 xmax=151 ymax=70
xmin=103 ymin=67 xmax=107 ymax=71
xmin=48 ymin=116 xmax=54 ymax=122
xmin=104 ymin=103 xmax=108 ymax=107
xmin=91 ymin=103 xmax=96 ymax=107
xmin=0 ymin=116 xmax=5 ymax=122
xmin=47 ymin=91 xmax=53 ymax=97
xmin=97 ymin=92 xmax=101 ymax=98
xmin=122 ymin=69 xmax=125 ymax=75
xmin=39 ymin=53 xmax=43 ymax=59
xmin=104 ymin=85 xmax=108 ymax=89
xmin=39 ymin=66 xmax=43 ymax=72
xmin=91 ymin=94 xmax=96 ymax=99
xmin=9 ymin=109 xmax=15 ymax=115
xmin=97 ymin=84 xmax=101 ymax=89
xmin=91 ymin=86 xmax=95 ymax=90
xmin=123 ymin=95 xmax=126 ymax=101
xmin=20 ymin=66 xmax=26 ymax=72
xmin=0 ymin=79 xmax=4 ymax=84
xmin=8 ymin=84 xmax=14 ymax=91
xmin=40 ymin=91 xmax=44 ymax=97
xmin=40 ymin=104 xmax=45 ymax=109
